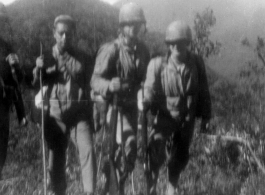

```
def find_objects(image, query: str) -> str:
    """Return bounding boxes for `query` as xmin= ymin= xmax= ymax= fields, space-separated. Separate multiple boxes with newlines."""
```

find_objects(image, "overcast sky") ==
xmin=3 ymin=0 xmax=265 ymax=75
xmin=0 ymin=0 xmax=16 ymax=5
xmin=115 ymin=0 xmax=265 ymax=42
xmin=110 ymin=0 xmax=265 ymax=75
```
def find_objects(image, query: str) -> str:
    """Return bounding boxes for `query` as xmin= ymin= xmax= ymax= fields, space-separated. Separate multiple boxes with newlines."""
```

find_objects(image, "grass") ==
xmin=0 ymin=110 xmax=264 ymax=195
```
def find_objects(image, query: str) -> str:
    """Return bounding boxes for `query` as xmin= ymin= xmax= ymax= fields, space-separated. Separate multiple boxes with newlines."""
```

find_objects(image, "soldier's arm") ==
xmin=14 ymin=91 xmax=26 ymax=123
xmin=90 ymin=43 xmax=117 ymax=98
xmin=11 ymin=64 xmax=27 ymax=124
xmin=11 ymin=62 xmax=23 ymax=83
xmin=138 ymin=42 xmax=151 ymax=83
xmin=32 ymin=53 xmax=56 ymax=87
xmin=144 ymin=57 xmax=162 ymax=103
xmin=197 ymin=56 xmax=211 ymax=120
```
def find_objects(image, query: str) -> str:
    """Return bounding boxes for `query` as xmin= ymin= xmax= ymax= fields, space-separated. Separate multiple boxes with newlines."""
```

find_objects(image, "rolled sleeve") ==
xmin=90 ymin=43 xmax=118 ymax=98
xmin=144 ymin=57 xmax=163 ymax=102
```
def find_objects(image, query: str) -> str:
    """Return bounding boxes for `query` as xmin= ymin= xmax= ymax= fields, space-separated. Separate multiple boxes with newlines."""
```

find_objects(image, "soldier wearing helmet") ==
xmin=141 ymin=20 xmax=211 ymax=195
xmin=33 ymin=15 xmax=95 ymax=195
xmin=0 ymin=2 xmax=27 ymax=180
xmin=90 ymin=2 xmax=149 ymax=195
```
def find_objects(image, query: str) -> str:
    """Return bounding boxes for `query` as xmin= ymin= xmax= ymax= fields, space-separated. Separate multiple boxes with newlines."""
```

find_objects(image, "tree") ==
xmin=192 ymin=8 xmax=221 ymax=58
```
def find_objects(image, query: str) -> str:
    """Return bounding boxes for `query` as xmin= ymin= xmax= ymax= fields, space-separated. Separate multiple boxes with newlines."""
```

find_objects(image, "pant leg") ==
xmin=148 ymin=128 xmax=166 ymax=195
xmin=70 ymin=120 xmax=96 ymax=194
xmin=119 ymin=109 xmax=137 ymax=173
xmin=148 ymin=115 xmax=193 ymax=195
xmin=45 ymin=116 xmax=68 ymax=195
xmin=0 ymin=109 xmax=9 ymax=177
xmin=106 ymin=105 xmax=137 ymax=173
xmin=167 ymin=120 xmax=195 ymax=189
xmin=104 ymin=105 xmax=137 ymax=195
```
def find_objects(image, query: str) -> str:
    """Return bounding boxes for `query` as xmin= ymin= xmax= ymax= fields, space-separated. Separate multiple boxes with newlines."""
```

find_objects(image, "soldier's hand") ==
xmin=200 ymin=119 xmax=210 ymax=134
xmin=36 ymin=56 xmax=45 ymax=69
xmin=138 ymin=88 xmax=153 ymax=111
xmin=109 ymin=77 xmax=121 ymax=93
xmin=137 ymin=89 xmax=149 ymax=111
xmin=20 ymin=117 xmax=28 ymax=127
xmin=137 ymin=91 xmax=144 ymax=111
xmin=6 ymin=53 xmax=19 ymax=67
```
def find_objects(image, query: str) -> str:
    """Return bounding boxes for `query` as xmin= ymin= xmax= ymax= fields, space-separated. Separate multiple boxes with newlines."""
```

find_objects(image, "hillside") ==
xmin=6 ymin=0 xmax=119 ymax=69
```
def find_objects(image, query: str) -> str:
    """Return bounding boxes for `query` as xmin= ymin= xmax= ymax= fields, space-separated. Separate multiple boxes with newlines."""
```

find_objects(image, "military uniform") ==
xmin=91 ymin=35 xmax=150 ymax=180
xmin=144 ymin=52 xmax=211 ymax=194
xmin=0 ymin=38 xmax=26 ymax=178
xmin=33 ymin=45 xmax=95 ymax=195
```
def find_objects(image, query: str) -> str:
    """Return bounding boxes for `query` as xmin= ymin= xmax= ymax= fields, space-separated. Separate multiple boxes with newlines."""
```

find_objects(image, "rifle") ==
xmin=108 ymin=92 xmax=119 ymax=195
xmin=118 ymin=101 xmax=128 ymax=193
xmin=141 ymin=84 xmax=150 ymax=195
xmin=108 ymin=64 xmax=128 ymax=195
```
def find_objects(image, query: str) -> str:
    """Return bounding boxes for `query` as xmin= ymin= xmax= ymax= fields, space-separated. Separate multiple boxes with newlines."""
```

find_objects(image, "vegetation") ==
xmin=1 ymin=0 xmax=265 ymax=195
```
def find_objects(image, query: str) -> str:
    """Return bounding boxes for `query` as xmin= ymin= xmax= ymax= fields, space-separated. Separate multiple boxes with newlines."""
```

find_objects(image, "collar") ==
xmin=52 ymin=45 xmax=71 ymax=61
xmin=118 ymin=34 xmax=138 ymax=54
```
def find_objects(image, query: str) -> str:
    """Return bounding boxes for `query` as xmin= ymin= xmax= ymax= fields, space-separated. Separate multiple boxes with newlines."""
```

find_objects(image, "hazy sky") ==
xmin=118 ymin=0 xmax=265 ymax=41
xmin=0 ymin=0 xmax=16 ymax=5
xmin=3 ymin=0 xmax=265 ymax=75
xmin=111 ymin=0 xmax=265 ymax=75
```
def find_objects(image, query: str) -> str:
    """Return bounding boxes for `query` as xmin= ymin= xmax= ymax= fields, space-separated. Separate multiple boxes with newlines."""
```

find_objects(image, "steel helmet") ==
xmin=0 ymin=3 xmax=7 ymax=20
xmin=165 ymin=20 xmax=192 ymax=43
xmin=119 ymin=2 xmax=146 ymax=25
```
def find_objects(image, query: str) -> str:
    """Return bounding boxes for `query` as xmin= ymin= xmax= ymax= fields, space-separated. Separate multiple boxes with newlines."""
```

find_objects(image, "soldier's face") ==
xmin=121 ymin=22 xmax=142 ymax=42
xmin=53 ymin=22 xmax=73 ymax=52
xmin=168 ymin=40 xmax=189 ymax=61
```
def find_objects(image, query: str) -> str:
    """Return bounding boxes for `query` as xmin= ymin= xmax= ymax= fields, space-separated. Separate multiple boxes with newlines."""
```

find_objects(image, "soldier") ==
xmin=90 ymin=2 xmax=150 ymax=194
xmin=33 ymin=15 xmax=95 ymax=195
xmin=0 ymin=2 xmax=27 ymax=180
xmin=142 ymin=20 xmax=211 ymax=195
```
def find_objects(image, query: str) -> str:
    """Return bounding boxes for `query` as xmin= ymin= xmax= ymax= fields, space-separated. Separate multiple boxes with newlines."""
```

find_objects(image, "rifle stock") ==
xmin=108 ymin=93 xmax=119 ymax=195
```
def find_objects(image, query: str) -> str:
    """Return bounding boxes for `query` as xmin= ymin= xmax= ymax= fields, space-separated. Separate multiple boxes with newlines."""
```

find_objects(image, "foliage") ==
xmin=192 ymin=8 xmax=221 ymax=58
xmin=5 ymin=0 xmax=119 ymax=86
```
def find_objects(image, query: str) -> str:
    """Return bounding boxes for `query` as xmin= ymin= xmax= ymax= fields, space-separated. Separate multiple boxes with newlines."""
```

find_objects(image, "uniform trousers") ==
xmin=148 ymin=113 xmax=195 ymax=195
xmin=45 ymin=115 xmax=96 ymax=195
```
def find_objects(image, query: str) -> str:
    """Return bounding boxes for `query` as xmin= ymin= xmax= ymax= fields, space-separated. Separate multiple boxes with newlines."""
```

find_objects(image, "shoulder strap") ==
xmin=113 ymin=42 xmax=121 ymax=77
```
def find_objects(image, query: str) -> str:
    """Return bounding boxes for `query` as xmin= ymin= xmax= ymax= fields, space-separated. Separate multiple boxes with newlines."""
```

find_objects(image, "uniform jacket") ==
xmin=0 ymin=38 xmax=25 ymax=122
xmin=90 ymin=36 xmax=150 ymax=106
xmin=33 ymin=45 xmax=93 ymax=121
xmin=144 ymin=52 xmax=211 ymax=122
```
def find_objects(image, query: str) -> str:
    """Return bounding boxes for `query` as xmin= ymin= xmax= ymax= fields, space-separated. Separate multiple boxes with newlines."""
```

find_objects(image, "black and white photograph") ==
xmin=0 ymin=0 xmax=265 ymax=195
